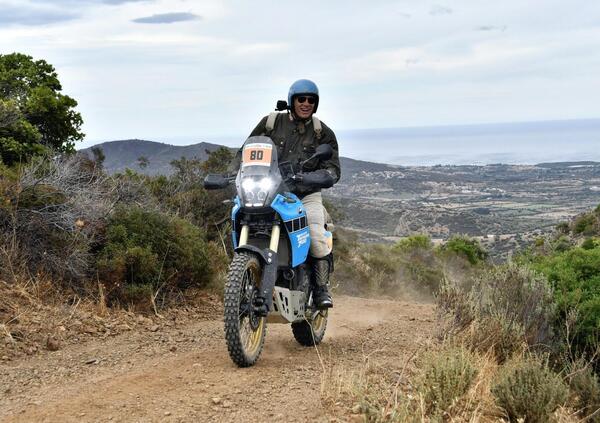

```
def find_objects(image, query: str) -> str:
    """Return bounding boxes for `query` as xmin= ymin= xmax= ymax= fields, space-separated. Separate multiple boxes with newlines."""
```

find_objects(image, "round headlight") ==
xmin=241 ymin=178 xmax=256 ymax=191
xmin=259 ymin=177 xmax=273 ymax=191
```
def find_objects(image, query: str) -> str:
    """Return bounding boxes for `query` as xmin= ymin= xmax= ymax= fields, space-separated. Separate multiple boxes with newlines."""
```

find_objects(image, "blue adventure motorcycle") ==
xmin=204 ymin=135 xmax=335 ymax=367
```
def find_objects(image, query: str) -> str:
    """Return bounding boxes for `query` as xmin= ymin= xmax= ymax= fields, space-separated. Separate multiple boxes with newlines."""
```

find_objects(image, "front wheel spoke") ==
xmin=239 ymin=302 xmax=250 ymax=319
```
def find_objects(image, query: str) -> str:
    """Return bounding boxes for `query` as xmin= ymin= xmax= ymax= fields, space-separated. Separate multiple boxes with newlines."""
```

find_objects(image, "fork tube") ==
xmin=269 ymin=224 xmax=280 ymax=252
xmin=239 ymin=225 xmax=249 ymax=246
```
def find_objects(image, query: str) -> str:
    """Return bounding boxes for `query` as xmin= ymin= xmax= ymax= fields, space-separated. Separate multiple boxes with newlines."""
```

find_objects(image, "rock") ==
xmin=83 ymin=326 xmax=98 ymax=334
xmin=169 ymin=345 xmax=177 ymax=352
xmin=222 ymin=400 xmax=232 ymax=408
xmin=164 ymin=411 xmax=171 ymax=416
xmin=45 ymin=337 xmax=60 ymax=351
xmin=84 ymin=358 xmax=99 ymax=365
xmin=149 ymin=325 xmax=160 ymax=332
xmin=351 ymin=404 xmax=362 ymax=414
xmin=211 ymin=397 xmax=221 ymax=405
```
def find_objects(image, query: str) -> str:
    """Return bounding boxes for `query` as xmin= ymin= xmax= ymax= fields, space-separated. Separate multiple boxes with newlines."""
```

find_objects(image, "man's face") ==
xmin=293 ymin=95 xmax=316 ymax=119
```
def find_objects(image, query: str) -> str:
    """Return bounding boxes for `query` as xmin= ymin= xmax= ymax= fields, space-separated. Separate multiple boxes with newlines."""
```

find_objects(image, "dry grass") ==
xmin=320 ymin=341 xmax=583 ymax=423
xmin=437 ymin=263 xmax=555 ymax=363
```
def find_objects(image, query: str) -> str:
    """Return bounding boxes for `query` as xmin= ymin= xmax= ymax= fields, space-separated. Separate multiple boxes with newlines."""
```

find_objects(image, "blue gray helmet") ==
xmin=288 ymin=79 xmax=319 ymax=113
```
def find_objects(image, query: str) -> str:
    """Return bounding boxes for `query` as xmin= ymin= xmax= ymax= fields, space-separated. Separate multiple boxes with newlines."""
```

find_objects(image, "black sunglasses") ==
xmin=296 ymin=96 xmax=316 ymax=105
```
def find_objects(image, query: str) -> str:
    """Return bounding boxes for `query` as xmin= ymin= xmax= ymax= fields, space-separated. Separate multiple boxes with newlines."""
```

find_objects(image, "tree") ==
xmin=200 ymin=147 xmax=233 ymax=174
xmin=91 ymin=146 xmax=105 ymax=168
xmin=137 ymin=155 xmax=149 ymax=169
xmin=0 ymin=53 xmax=84 ymax=165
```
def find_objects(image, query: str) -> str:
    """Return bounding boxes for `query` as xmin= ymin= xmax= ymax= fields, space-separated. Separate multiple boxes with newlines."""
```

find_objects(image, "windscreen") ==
xmin=241 ymin=140 xmax=275 ymax=176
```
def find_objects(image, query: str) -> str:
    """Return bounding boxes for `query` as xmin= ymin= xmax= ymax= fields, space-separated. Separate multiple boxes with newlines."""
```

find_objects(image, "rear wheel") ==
xmin=224 ymin=252 xmax=266 ymax=367
xmin=292 ymin=309 xmax=328 ymax=346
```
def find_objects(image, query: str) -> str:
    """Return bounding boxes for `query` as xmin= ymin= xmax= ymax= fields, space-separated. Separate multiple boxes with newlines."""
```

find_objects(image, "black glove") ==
xmin=296 ymin=169 xmax=335 ymax=189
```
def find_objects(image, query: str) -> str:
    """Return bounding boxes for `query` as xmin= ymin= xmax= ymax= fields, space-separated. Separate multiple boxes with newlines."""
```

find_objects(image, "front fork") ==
xmin=238 ymin=224 xmax=280 ymax=316
xmin=238 ymin=223 xmax=280 ymax=254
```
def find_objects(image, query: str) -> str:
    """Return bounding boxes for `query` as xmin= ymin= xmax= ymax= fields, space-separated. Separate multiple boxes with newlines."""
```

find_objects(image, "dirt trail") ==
xmin=1 ymin=296 xmax=435 ymax=423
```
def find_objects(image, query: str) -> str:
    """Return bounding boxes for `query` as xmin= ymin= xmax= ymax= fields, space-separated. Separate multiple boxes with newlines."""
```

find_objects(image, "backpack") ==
xmin=265 ymin=112 xmax=322 ymax=140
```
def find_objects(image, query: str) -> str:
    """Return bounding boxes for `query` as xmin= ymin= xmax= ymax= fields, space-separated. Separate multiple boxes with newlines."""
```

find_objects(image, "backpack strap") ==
xmin=267 ymin=112 xmax=322 ymax=140
xmin=265 ymin=112 xmax=278 ymax=135
xmin=312 ymin=115 xmax=323 ymax=140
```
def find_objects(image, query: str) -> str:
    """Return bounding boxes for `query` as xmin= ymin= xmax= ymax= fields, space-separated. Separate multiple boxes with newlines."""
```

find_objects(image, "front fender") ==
xmin=234 ymin=245 xmax=275 ymax=265
xmin=234 ymin=245 xmax=278 ymax=312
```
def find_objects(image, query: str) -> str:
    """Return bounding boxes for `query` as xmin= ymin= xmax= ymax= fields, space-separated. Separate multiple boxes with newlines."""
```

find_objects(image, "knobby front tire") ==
xmin=223 ymin=252 xmax=266 ymax=367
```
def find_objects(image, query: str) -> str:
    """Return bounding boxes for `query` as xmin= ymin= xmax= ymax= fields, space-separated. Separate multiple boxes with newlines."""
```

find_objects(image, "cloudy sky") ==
xmin=1 ymin=0 xmax=599 ymax=149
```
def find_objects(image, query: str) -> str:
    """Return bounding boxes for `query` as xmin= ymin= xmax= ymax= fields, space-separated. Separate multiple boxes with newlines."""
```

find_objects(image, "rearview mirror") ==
xmin=275 ymin=100 xmax=288 ymax=111
xmin=204 ymin=174 xmax=229 ymax=190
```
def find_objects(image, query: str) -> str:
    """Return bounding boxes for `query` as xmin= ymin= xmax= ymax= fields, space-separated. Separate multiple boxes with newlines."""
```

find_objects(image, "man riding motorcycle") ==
xmin=229 ymin=79 xmax=340 ymax=309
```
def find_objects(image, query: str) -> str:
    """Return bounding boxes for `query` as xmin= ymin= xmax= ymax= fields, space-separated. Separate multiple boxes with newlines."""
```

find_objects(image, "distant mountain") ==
xmin=82 ymin=139 xmax=398 ymax=176
xmin=81 ymin=139 xmax=233 ymax=175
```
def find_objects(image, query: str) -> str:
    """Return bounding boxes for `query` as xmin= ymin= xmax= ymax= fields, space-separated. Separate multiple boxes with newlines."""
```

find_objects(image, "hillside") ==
xmin=84 ymin=139 xmax=600 ymax=259
xmin=81 ymin=139 xmax=230 ymax=175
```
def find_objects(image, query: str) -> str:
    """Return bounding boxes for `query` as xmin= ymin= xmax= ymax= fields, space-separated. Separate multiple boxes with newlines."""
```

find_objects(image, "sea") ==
xmin=150 ymin=118 xmax=600 ymax=167
xmin=335 ymin=118 xmax=600 ymax=166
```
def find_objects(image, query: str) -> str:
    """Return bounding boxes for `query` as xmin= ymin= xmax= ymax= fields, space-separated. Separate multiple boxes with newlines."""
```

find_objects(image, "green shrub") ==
xmin=402 ymin=259 xmax=444 ymax=294
xmin=582 ymin=237 xmax=599 ymax=250
xmin=573 ymin=213 xmax=598 ymax=236
xmin=440 ymin=235 xmax=488 ymax=265
xmin=97 ymin=206 xmax=219 ymax=302
xmin=491 ymin=356 xmax=568 ymax=423
xmin=362 ymin=244 xmax=400 ymax=276
xmin=393 ymin=234 xmax=432 ymax=252
xmin=120 ymin=283 xmax=155 ymax=305
xmin=527 ymin=246 xmax=600 ymax=359
xmin=416 ymin=346 xmax=478 ymax=417
xmin=552 ymin=235 xmax=572 ymax=253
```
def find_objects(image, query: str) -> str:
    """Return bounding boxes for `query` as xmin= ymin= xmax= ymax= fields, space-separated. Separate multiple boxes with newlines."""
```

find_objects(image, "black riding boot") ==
xmin=312 ymin=258 xmax=333 ymax=309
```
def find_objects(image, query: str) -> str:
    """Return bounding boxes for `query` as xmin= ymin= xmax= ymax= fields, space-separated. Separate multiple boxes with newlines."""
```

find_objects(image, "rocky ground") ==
xmin=0 ymin=296 xmax=435 ymax=423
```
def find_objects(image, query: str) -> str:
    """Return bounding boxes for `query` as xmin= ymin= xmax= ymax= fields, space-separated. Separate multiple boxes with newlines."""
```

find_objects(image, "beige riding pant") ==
xmin=302 ymin=192 xmax=333 ymax=259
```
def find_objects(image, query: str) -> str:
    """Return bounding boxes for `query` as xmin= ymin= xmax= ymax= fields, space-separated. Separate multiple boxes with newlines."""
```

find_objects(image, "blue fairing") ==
xmin=231 ymin=196 xmax=241 ymax=249
xmin=271 ymin=193 xmax=310 ymax=267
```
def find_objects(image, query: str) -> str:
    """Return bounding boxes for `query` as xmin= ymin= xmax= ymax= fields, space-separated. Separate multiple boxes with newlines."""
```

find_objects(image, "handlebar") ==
xmin=203 ymin=174 xmax=235 ymax=190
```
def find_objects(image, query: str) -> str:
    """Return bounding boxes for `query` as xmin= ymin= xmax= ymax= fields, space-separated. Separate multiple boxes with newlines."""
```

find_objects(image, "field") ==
xmin=331 ymin=160 xmax=600 ymax=259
